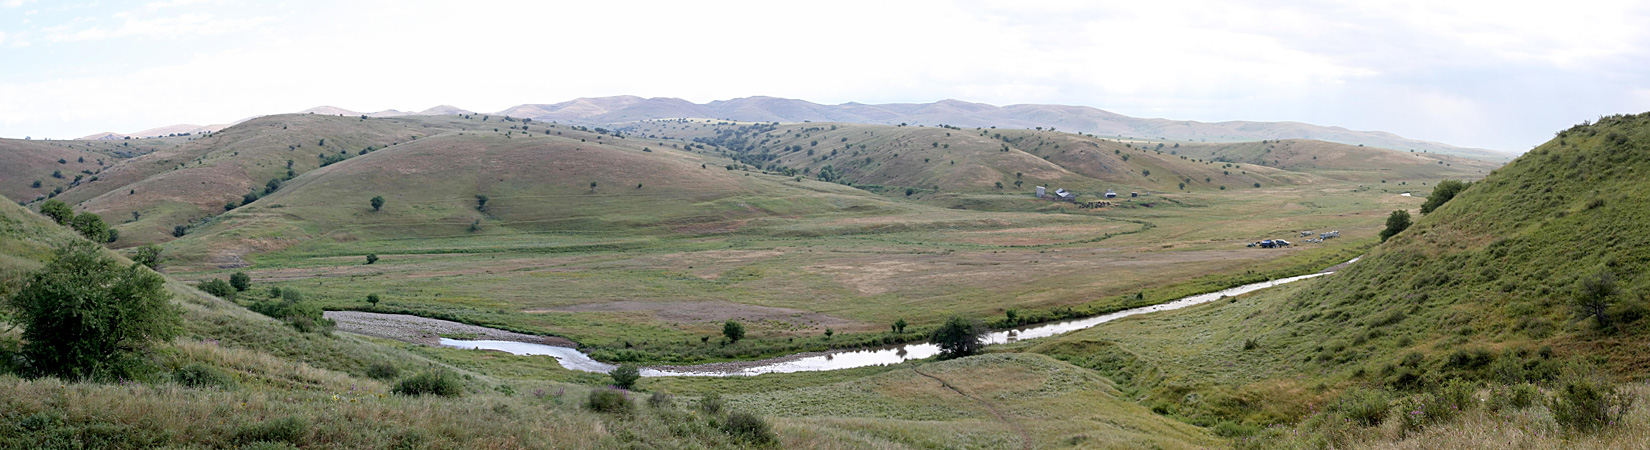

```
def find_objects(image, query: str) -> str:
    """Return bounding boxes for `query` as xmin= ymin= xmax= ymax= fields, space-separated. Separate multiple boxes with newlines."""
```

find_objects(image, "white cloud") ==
xmin=2 ymin=0 xmax=1647 ymax=150
xmin=2 ymin=0 xmax=36 ymax=8
xmin=46 ymin=12 xmax=271 ymax=42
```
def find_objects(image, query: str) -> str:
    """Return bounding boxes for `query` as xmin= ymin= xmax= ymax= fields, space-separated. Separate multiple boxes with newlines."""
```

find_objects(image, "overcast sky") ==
xmin=2 ymin=0 xmax=1646 ymax=151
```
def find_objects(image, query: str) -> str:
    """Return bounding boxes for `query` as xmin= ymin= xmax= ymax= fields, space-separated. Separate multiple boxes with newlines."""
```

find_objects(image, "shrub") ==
xmin=233 ymin=415 xmax=309 ymax=445
xmin=931 ymin=316 xmax=987 ymax=359
xmin=369 ymin=195 xmax=385 ymax=211
xmin=197 ymin=278 xmax=235 ymax=299
xmin=229 ymin=272 xmax=251 ymax=291
xmin=720 ymin=411 xmax=776 ymax=444
xmin=174 ymin=363 xmax=236 ymax=389
xmin=394 ymin=369 xmax=464 ymax=397
xmin=1419 ymin=179 xmax=1470 ymax=214
xmin=586 ymin=387 xmax=632 ymax=414
xmin=1379 ymin=210 xmax=1411 ymax=242
xmin=722 ymin=320 xmax=745 ymax=342
xmin=1334 ymin=387 xmax=1392 ymax=427
xmin=1550 ymin=374 xmax=1635 ymax=433
xmin=1489 ymin=383 xmax=1540 ymax=412
xmin=38 ymin=199 xmax=72 ymax=225
xmin=366 ymin=362 xmax=400 ymax=381
xmin=648 ymin=391 xmax=673 ymax=408
xmin=69 ymin=212 xmax=109 ymax=242
xmin=365 ymin=253 xmax=379 ymax=265
xmin=609 ymin=364 xmax=640 ymax=390
xmin=131 ymin=244 xmax=163 ymax=269
xmin=7 ymin=241 xmax=181 ymax=380
xmin=699 ymin=392 xmax=725 ymax=415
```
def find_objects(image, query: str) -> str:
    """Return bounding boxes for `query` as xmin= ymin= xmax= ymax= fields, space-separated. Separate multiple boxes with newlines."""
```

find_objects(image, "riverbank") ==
xmin=326 ymin=310 xmax=577 ymax=347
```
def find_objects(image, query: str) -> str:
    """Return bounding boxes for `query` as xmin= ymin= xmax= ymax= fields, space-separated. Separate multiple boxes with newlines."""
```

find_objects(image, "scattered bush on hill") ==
xmin=6 ymin=241 xmax=182 ymax=380
xmin=229 ymin=272 xmax=251 ymax=291
xmin=393 ymin=369 xmax=464 ymax=397
xmin=196 ymin=278 xmax=235 ymax=299
xmin=365 ymin=362 xmax=400 ymax=380
xmin=174 ymin=363 xmax=236 ymax=389
xmin=719 ymin=411 xmax=777 ymax=444
xmin=37 ymin=199 xmax=72 ymax=225
xmin=586 ymin=387 xmax=632 ymax=414
xmin=1420 ymin=179 xmax=1471 ymax=214
xmin=1378 ymin=210 xmax=1410 ymax=242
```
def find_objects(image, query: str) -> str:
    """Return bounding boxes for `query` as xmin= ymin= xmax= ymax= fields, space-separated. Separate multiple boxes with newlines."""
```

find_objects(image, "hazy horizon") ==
xmin=3 ymin=0 xmax=1647 ymax=152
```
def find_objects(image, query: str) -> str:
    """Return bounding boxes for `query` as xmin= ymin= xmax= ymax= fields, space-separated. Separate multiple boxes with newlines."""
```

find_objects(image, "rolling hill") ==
xmin=1028 ymin=111 xmax=1650 ymax=443
xmin=485 ymin=96 xmax=1508 ymax=159
xmin=622 ymin=119 xmax=1497 ymax=194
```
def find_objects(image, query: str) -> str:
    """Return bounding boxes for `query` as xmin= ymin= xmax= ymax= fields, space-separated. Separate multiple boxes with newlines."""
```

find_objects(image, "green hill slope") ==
xmin=162 ymin=124 xmax=904 ymax=269
xmin=1028 ymin=112 xmax=1650 ymax=441
xmin=621 ymin=120 xmax=1496 ymax=197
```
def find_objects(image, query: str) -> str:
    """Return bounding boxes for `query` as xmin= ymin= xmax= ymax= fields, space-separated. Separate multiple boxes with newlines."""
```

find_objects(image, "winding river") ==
xmin=440 ymin=258 xmax=1355 ymax=377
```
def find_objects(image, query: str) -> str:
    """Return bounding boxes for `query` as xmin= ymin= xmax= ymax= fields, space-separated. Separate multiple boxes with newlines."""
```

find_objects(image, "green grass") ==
xmin=1021 ymin=112 xmax=1650 ymax=446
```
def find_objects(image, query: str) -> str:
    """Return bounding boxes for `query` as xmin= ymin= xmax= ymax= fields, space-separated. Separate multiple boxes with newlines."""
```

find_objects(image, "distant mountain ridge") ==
xmin=84 ymin=97 xmax=1504 ymax=159
xmin=485 ymin=96 xmax=1504 ymax=159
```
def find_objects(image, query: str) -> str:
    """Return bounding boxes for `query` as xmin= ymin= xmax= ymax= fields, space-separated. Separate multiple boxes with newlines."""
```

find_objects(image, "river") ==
xmin=440 ymin=258 xmax=1354 ymax=377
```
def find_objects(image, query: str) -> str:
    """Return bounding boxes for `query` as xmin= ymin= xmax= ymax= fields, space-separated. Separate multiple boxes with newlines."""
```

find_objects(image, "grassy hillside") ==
xmin=1027 ymin=112 xmax=1650 ymax=446
xmin=2 ymin=194 xmax=1221 ymax=449
xmin=0 ymin=138 xmax=158 ymax=205
xmin=620 ymin=120 xmax=1494 ymax=197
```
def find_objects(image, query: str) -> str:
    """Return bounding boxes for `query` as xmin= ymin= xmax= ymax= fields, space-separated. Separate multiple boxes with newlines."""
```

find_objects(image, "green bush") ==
xmin=365 ymin=362 xmax=401 ymax=381
xmin=1334 ymin=387 xmax=1392 ymax=427
xmin=229 ymin=272 xmax=251 ymax=291
xmin=931 ymin=316 xmax=987 ymax=359
xmin=609 ymin=364 xmax=640 ymax=390
xmin=699 ymin=392 xmax=724 ymax=415
xmin=1550 ymin=375 xmax=1635 ymax=433
xmin=7 ymin=241 xmax=181 ymax=380
xmin=586 ymin=387 xmax=632 ymax=414
xmin=393 ymin=369 xmax=464 ymax=397
xmin=174 ymin=363 xmax=236 ymax=389
xmin=719 ymin=411 xmax=776 ymax=444
xmin=722 ymin=320 xmax=745 ymax=342
xmin=198 ymin=278 xmax=235 ymax=299
xmin=648 ymin=391 xmax=673 ymax=408
xmin=233 ymin=415 xmax=309 ymax=445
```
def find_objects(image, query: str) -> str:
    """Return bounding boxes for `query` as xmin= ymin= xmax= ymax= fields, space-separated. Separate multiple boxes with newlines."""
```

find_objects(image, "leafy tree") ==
xmin=1142 ymin=169 xmax=1150 ymax=177
xmin=265 ymin=178 xmax=282 ymax=194
xmin=172 ymin=225 xmax=188 ymax=238
xmin=931 ymin=316 xmax=987 ymax=359
xmin=893 ymin=318 xmax=908 ymax=334
xmin=197 ymin=278 xmax=235 ymax=298
xmin=69 ymin=212 xmax=109 ymax=243
xmin=38 ymin=199 xmax=73 ymax=225
xmin=1573 ymin=270 xmax=1619 ymax=329
xmin=132 ymin=244 xmax=163 ymax=269
xmin=474 ymin=195 xmax=489 ymax=210
xmin=105 ymin=228 xmax=118 ymax=243
xmin=229 ymin=271 xmax=251 ymax=291
xmin=589 ymin=181 xmax=598 ymax=192
xmin=722 ymin=320 xmax=745 ymax=343
xmin=365 ymin=253 xmax=379 ymax=265
xmin=367 ymin=293 xmax=381 ymax=308
xmin=609 ymin=364 xmax=641 ymax=390
xmin=31 ymin=180 xmax=41 ymax=188
xmin=370 ymin=195 xmax=385 ymax=211
xmin=6 ymin=241 xmax=181 ymax=380
xmin=1420 ymin=179 xmax=1471 ymax=215
xmin=1379 ymin=210 xmax=1411 ymax=242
